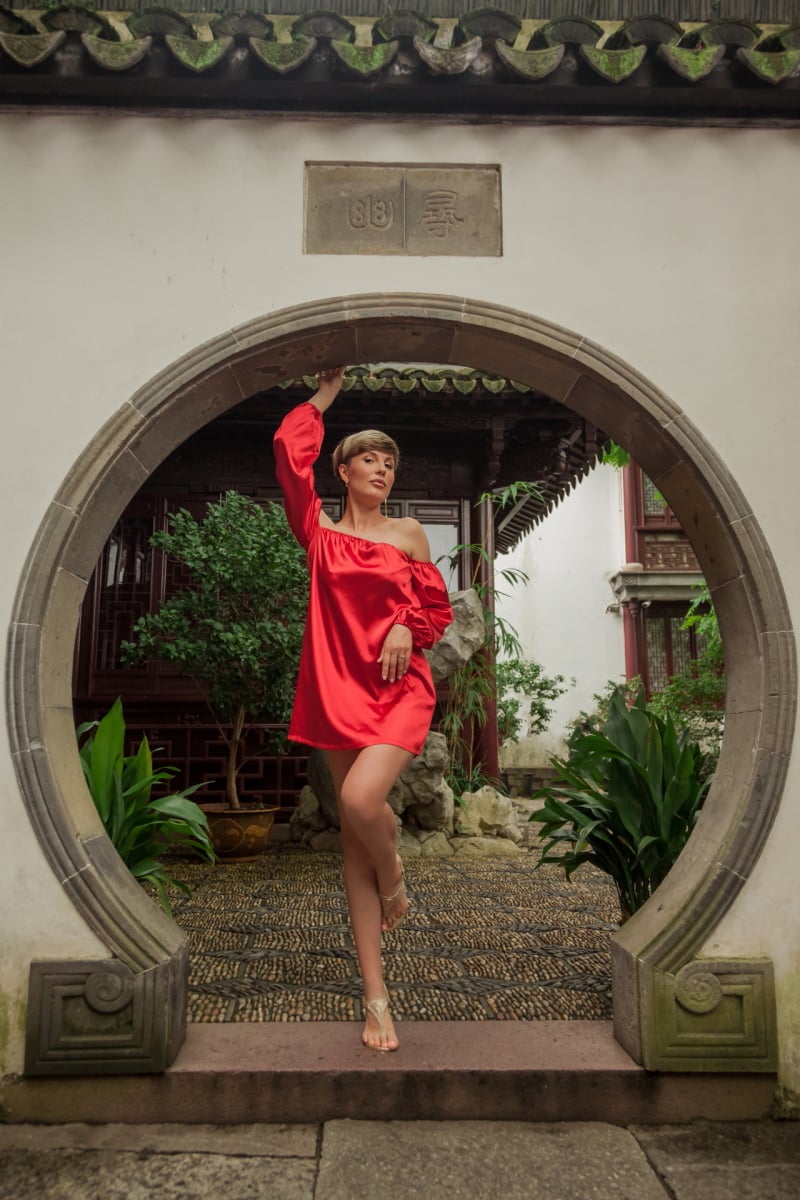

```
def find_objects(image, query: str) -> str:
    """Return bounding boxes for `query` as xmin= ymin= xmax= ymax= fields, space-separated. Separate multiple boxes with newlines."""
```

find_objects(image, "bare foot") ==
xmin=380 ymin=856 xmax=408 ymax=932
xmin=362 ymin=995 xmax=399 ymax=1052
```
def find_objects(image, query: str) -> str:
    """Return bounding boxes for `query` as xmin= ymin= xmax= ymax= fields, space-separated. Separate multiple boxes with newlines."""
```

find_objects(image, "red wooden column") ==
xmin=621 ymin=463 xmax=644 ymax=683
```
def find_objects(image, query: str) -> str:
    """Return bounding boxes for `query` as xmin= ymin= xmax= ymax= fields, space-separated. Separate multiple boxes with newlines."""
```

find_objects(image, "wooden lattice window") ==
xmin=628 ymin=467 xmax=700 ymax=573
xmin=94 ymin=518 xmax=153 ymax=671
xmin=642 ymin=605 xmax=708 ymax=696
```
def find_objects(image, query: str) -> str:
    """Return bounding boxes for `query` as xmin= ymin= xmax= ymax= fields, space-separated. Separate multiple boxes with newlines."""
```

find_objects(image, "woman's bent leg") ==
xmin=335 ymin=744 xmax=411 ymax=929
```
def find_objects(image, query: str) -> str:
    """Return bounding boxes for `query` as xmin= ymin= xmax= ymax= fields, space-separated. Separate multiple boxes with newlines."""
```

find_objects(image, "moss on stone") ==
xmin=291 ymin=12 xmax=355 ymax=44
xmin=374 ymin=11 xmax=436 ymax=46
xmin=128 ymin=8 xmax=194 ymax=40
xmin=658 ymin=43 xmax=725 ymax=83
xmin=0 ymin=29 xmax=64 ymax=67
xmin=249 ymin=34 xmax=315 ymax=74
xmin=165 ymin=33 xmax=232 ymax=74
xmin=459 ymin=9 xmax=521 ymax=44
xmin=0 ymin=7 xmax=38 ymax=36
xmin=739 ymin=47 xmax=800 ymax=83
xmin=0 ymin=989 xmax=25 ymax=1077
xmin=211 ymin=11 xmax=272 ymax=41
xmin=580 ymin=43 xmax=647 ymax=83
xmin=496 ymin=42 xmax=564 ymax=81
xmin=330 ymin=38 xmax=398 ymax=77
xmin=82 ymin=33 xmax=153 ymax=72
xmin=41 ymin=3 xmax=113 ymax=39
xmin=540 ymin=16 xmax=604 ymax=47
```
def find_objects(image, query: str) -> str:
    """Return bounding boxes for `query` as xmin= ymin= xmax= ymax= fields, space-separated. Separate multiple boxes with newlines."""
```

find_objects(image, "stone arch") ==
xmin=9 ymin=294 xmax=792 ymax=1074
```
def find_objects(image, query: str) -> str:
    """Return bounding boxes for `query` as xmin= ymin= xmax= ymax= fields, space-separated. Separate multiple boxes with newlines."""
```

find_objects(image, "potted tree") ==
xmin=121 ymin=490 xmax=308 ymax=861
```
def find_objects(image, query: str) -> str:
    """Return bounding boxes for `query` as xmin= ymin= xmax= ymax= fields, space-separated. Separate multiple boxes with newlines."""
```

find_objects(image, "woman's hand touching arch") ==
xmin=310 ymin=365 xmax=346 ymax=413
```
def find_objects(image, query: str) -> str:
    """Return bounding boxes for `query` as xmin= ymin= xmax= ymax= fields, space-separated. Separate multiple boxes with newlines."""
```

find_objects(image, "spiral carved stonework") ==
xmin=650 ymin=958 xmax=777 ymax=1070
xmin=25 ymin=957 xmax=173 ymax=1075
xmin=85 ymin=964 xmax=136 ymax=1013
xmin=674 ymin=965 xmax=723 ymax=1015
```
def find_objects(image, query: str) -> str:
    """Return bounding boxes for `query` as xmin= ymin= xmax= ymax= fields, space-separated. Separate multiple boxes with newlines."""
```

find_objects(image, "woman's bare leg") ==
xmin=326 ymin=745 xmax=412 ymax=1050
xmin=335 ymin=744 xmax=411 ymax=925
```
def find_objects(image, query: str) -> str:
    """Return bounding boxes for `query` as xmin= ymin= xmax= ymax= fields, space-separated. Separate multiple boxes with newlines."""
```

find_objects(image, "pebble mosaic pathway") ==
xmin=169 ymin=846 xmax=621 ymax=1025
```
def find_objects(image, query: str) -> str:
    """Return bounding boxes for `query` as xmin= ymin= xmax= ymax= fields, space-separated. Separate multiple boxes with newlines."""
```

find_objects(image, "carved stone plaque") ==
xmin=304 ymin=163 xmax=502 ymax=257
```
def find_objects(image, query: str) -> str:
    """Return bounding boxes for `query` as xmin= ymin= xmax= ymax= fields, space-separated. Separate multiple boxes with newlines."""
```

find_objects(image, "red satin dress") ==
xmin=273 ymin=402 xmax=453 ymax=755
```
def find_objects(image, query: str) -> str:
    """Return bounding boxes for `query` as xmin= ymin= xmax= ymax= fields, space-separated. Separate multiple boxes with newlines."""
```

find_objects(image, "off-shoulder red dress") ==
xmin=273 ymin=402 xmax=453 ymax=755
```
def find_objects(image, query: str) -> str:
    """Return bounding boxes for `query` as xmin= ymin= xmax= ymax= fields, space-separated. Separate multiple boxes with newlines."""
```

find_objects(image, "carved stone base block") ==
xmin=25 ymin=952 xmax=187 ymax=1076
xmin=649 ymin=958 xmax=777 ymax=1072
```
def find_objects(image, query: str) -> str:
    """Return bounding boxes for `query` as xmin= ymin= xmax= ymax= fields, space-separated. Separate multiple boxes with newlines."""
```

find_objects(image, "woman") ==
xmin=273 ymin=366 xmax=453 ymax=1052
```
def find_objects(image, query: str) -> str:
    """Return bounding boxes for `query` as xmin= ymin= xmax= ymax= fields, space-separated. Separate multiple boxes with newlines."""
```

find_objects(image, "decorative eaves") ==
xmin=1 ymin=7 xmax=799 ymax=121
xmin=274 ymin=367 xmax=605 ymax=546
xmin=281 ymin=366 xmax=536 ymax=395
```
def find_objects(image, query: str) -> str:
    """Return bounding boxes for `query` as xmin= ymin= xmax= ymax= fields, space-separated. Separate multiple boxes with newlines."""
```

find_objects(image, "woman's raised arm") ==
xmin=309 ymin=365 xmax=346 ymax=413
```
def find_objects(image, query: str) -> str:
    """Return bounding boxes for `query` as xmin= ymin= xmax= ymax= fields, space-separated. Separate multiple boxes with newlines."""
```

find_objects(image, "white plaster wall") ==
xmin=497 ymin=464 xmax=626 ymax=767
xmin=0 ymin=757 xmax=108 ymax=1076
xmin=1 ymin=115 xmax=799 ymax=1086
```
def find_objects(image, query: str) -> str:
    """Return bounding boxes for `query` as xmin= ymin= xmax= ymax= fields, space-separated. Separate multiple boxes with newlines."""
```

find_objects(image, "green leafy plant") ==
xmin=437 ymin=480 xmax=543 ymax=798
xmin=600 ymin=440 xmax=631 ymax=468
xmin=565 ymin=584 xmax=724 ymax=780
xmin=121 ymin=491 xmax=308 ymax=809
xmin=496 ymin=657 xmax=572 ymax=746
xmin=647 ymin=583 xmax=724 ymax=775
xmin=531 ymin=686 xmax=711 ymax=920
xmin=565 ymin=676 xmax=644 ymax=746
xmin=78 ymin=698 xmax=215 ymax=914
xmin=446 ymin=762 xmax=498 ymax=798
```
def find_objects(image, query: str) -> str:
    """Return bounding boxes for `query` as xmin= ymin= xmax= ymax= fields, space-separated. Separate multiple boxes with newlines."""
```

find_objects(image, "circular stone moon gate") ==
xmin=9 ymin=294 xmax=794 ymax=1077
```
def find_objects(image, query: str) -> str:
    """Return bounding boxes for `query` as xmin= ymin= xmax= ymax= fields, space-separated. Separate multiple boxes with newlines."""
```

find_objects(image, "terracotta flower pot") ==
xmin=204 ymin=805 xmax=278 ymax=862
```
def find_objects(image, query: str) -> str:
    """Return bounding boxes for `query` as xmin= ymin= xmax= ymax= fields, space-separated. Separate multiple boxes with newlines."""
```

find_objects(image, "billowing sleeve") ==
xmin=273 ymin=402 xmax=323 ymax=551
xmin=394 ymin=561 xmax=454 ymax=650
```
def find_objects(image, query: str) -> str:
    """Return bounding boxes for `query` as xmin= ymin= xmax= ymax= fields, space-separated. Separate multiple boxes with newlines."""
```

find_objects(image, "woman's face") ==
xmin=341 ymin=448 xmax=397 ymax=503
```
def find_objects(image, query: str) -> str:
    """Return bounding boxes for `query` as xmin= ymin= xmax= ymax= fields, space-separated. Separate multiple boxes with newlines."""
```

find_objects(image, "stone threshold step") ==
xmin=2 ymin=1021 xmax=776 ymax=1125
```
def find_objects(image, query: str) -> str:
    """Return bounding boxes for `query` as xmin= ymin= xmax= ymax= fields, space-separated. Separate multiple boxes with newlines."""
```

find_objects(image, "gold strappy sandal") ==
xmin=380 ymin=859 xmax=408 ymax=932
xmin=363 ymin=994 xmax=398 ymax=1052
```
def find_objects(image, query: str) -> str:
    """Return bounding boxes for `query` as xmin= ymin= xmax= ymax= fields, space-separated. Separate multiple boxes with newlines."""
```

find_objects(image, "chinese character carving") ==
xmin=347 ymin=194 xmax=395 ymax=231
xmin=421 ymin=189 xmax=465 ymax=238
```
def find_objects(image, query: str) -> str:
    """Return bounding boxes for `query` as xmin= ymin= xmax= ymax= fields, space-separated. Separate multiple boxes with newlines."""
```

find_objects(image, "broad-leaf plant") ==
xmin=531 ymin=685 xmax=711 ymax=920
xmin=78 ymin=697 xmax=214 ymax=914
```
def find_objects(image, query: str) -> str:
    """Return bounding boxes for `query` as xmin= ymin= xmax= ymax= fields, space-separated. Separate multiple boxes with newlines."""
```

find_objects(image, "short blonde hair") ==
xmin=332 ymin=430 xmax=400 ymax=479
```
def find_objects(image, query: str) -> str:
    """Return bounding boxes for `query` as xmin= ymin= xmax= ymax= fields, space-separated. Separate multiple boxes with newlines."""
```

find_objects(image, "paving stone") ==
xmin=167 ymin=846 xmax=620 ymax=1024
xmin=657 ymin=1164 xmax=800 ymax=1199
xmin=316 ymin=1121 xmax=671 ymax=1200
xmin=632 ymin=1120 xmax=800 ymax=1164
xmin=0 ymin=1149 xmax=316 ymax=1200
xmin=0 ymin=1122 xmax=318 ymax=1157
xmin=632 ymin=1121 xmax=800 ymax=1199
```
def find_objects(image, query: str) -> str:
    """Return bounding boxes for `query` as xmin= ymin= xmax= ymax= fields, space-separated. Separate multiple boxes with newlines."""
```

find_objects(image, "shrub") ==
xmin=496 ymin=657 xmax=572 ymax=746
xmin=531 ymin=686 xmax=711 ymax=920
xmin=121 ymin=491 xmax=308 ymax=808
xmin=78 ymin=698 xmax=215 ymax=914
